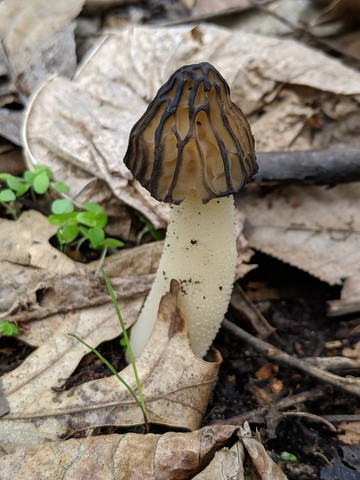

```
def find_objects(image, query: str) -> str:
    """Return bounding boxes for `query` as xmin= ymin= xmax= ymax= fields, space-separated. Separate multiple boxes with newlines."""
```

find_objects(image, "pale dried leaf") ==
xmin=240 ymin=424 xmax=288 ymax=479
xmin=252 ymin=89 xmax=314 ymax=151
xmin=0 ymin=425 xmax=240 ymax=479
xmin=0 ymin=109 xmax=22 ymax=145
xmin=0 ymin=211 xmax=82 ymax=317
xmin=23 ymin=25 xmax=360 ymax=229
xmin=0 ymin=44 xmax=7 ymax=77
xmin=193 ymin=442 xmax=246 ymax=479
xmin=0 ymin=281 xmax=220 ymax=453
xmin=342 ymin=342 xmax=360 ymax=361
xmin=191 ymin=0 xmax=252 ymax=19
xmin=0 ymin=424 xmax=288 ymax=479
xmin=0 ymin=210 xmax=162 ymax=342
xmin=0 ymin=0 xmax=84 ymax=94
xmin=338 ymin=421 xmax=360 ymax=445
xmin=327 ymin=273 xmax=360 ymax=316
xmin=239 ymin=183 xmax=360 ymax=285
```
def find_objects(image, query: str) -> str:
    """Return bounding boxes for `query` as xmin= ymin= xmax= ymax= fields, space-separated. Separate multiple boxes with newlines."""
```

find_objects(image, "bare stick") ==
xmin=254 ymin=150 xmax=360 ymax=185
xmin=209 ymin=387 xmax=326 ymax=426
xmin=222 ymin=318 xmax=360 ymax=397
xmin=282 ymin=411 xmax=337 ymax=432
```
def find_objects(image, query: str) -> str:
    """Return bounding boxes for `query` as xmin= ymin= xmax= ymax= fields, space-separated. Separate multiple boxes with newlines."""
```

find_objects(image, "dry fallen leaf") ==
xmin=190 ymin=0 xmax=252 ymax=19
xmin=23 ymin=25 xmax=360 ymax=231
xmin=0 ymin=274 xmax=220 ymax=454
xmin=0 ymin=210 xmax=160 ymax=329
xmin=0 ymin=424 xmax=288 ymax=479
xmin=338 ymin=421 xmax=360 ymax=446
xmin=0 ymin=109 xmax=22 ymax=145
xmin=239 ymin=183 xmax=360 ymax=285
xmin=0 ymin=0 xmax=84 ymax=95
xmin=328 ymin=273 xmax=360 ymax=316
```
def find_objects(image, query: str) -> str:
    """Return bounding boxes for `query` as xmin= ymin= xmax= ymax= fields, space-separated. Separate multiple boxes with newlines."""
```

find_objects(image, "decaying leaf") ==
xmin=190 ymin=0 xmax=253 ymax=19
xmin=240 ymin=423 xmax=288 ymax=479
xmin=0 ymin=424 xmax=287 ymax=479
xmin=0 ymin=210 xmax=161 ymax=331
xmin=239 ymin=183 xmax=360 ymax=285
xmin=23 ymin=25 xmax=360 ymax=230
xmin=328 ymin=273 xmax=360 ymax=316
xmin=0 ymin=275 xmax=220 ymax=454
xmin=0 ymin=109 xmax=22 ymax=145
xmin=339 ymin=422 xmax=360 ymax=445
xmin=0 ymin=0 xmax=84 ymax=95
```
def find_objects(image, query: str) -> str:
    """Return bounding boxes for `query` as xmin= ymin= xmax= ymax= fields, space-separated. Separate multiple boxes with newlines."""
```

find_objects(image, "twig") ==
xmin=254 ymin=150 xmax=360 ymax=185
xmin=306 ymin=356 xmax=360 ymax=371
xmin=323 ymin=414 xmax=360 ymax=423
xmin=281 ymin=411 xmax=337 ymax=432
xmin=209 ymin=387 xmax=326 ymax=426
xmin=222 ymin=318 xmax=360 ymax=397
xmin=230 ymin=284 xmax=282 ymax=344
xmin=327 ymin=298 xmax=360 ymax=317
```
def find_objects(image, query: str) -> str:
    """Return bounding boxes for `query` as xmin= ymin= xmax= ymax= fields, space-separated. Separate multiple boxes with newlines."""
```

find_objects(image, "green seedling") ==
xmin=136 ymin=213 xmax=165 ymax=244
xmin=49 ymin=200 xmax=124 ymax=268
xmin=0 ymin=321 xmax=21 ymax=337
xmin=280 ymin=452 xmax=299 ymax=462
xmin=0 ymin=165 xmax=67 ymax=218
xmin=69 ymin=268 xmax=148 ymax=432
xmin=0 ymin=165 xmax=159 ymax=266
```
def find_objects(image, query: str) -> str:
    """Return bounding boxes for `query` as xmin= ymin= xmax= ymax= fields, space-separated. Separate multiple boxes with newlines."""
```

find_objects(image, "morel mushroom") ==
xmin=124 ymin=62 xmax=257 ymax=358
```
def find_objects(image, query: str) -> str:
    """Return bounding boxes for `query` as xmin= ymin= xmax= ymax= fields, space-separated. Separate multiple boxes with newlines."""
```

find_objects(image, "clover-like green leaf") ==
xmin=77 ymin=204 xmax=107 ymax=228
xmin=87 ymin=226 xmax=105 ymax=248
xmin=0 ymin=173 xmax=12 ymax=181
xmin=57 ymin=223 xmax=79 ymax=244
xmin=33 ymin=164 xmax=53 ymax=180
xmin=51 ymin=199 xmax=74 ymax=215
xmin=53 ymin=181 xmax=70 ymax=194
xmin=0 ymin=321 xmax=21 ymax=337
xmin=0 ymin=189 xmax=16 ymax=202
xmin=23 ymin=171 xmax=35 ymax=183
xmin=103 ymin=238 xmax=124 ymax=249
xmin=33 ymin=171 xmax=50 ymax=194
xmin=76 ymin=211 xmax=97 ymax=227
xmin=48 ymin=211 xmax=78 ymax=226
xmin=6 ymin=176 xmax=30 ymax=196
xmin=83 ymin=202 xmax=104 ymax=214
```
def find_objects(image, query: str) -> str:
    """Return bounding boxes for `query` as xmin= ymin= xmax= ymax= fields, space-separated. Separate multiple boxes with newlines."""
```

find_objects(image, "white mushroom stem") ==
xmin=130 ymin=189 xmax=237 ymax=358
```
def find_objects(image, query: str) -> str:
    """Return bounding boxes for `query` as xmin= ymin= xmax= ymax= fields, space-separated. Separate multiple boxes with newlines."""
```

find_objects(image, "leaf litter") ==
xmin=0 ymin=3 xmax=360 ymax=478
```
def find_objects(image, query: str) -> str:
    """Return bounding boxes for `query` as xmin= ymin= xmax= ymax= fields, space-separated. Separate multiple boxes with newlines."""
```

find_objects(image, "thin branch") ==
xmin=323 ymin=414 xmax=360 ymax=423
xmin=282 ymin=411 xmax=337 ymax=432
xmin=254 ymin=150 xmax=360 ymax=185
xmin=209 ymin=387 xmax=326 ymax=426
xmin=222 ymin=318 xmax=360 ymax=397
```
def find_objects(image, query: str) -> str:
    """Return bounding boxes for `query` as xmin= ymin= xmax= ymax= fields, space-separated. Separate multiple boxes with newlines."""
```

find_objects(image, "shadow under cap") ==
xmin=124 ymin=62 xmax=258 ymax=205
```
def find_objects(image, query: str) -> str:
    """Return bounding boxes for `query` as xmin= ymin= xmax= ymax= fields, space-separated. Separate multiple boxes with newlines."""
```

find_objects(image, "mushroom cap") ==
xmin=124 ymin=62 xmax=258 ymax=204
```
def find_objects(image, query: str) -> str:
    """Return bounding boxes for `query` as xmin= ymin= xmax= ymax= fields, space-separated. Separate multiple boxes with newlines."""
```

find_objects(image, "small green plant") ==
xmin=280 ymin=452 xmax=299 ymax=462
xmin=0 ymin=165 xmax=124 ymax=264
xmin=0 ymin=165 xmax=55 ymax=217
xmin=69 ymin=268 xmax=148 ymax=432
xmin=136 ymin=213 xmax=165 ymax=244
xmin=48 ymin=200 xmax=123 ymax=261
xmin=0 ymin=321 xmax=21 ymax=337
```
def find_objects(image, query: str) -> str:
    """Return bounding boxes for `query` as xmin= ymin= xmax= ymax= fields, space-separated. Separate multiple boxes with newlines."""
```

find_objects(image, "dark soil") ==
xmin=208 ymin=253 xmax=360 ymax=479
